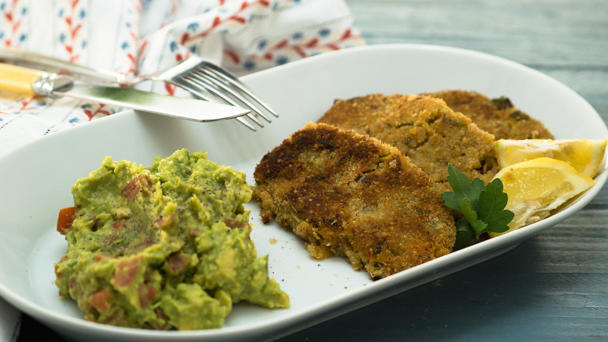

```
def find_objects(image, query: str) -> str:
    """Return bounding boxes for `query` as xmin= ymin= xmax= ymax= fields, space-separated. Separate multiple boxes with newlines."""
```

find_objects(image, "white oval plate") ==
xmin=0 ymin=44 xmax=606 ymax=342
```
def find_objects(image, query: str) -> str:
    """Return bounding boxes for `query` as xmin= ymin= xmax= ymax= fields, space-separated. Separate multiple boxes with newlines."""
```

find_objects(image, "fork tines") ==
xmin=179 ymin=60 xmax=278 ymax=131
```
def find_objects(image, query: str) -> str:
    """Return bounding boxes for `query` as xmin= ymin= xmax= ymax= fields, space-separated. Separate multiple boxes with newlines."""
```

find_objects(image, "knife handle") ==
xmin=0 ymin=63 xmax=44 ymax=97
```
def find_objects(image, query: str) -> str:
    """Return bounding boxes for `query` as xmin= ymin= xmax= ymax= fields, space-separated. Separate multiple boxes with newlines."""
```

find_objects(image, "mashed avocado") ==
xmin=54 ymin=149 xmax=289 ymax=330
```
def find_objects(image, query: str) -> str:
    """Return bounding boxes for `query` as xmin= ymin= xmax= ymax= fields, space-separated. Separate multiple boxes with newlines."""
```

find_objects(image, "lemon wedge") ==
xmin=490 ymin=157 xmax=594 ymax=235
xmin=496 ymin=139 xmax=607 ymax=178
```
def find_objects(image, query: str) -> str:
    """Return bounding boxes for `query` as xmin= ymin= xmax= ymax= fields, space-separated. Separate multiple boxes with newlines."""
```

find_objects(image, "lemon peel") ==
xmin=495 ymin=139 xmax=607 ymax=178
xmin=490 ymin=157 xmax=594 ymax=235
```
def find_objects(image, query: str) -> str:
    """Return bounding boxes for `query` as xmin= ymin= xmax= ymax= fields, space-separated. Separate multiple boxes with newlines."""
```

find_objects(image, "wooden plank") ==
xmin=348 ymin=0 xmax=608 ymax=66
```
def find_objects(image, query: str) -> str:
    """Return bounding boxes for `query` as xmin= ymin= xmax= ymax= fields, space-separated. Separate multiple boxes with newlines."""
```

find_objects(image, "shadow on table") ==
xmin=18 ymin=315 xmax=64 ymax=342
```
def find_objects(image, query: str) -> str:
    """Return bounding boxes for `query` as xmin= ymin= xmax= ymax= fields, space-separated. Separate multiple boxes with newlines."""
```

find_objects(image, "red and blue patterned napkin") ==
xmin=0 ymin=0 xmax=363 ymax=155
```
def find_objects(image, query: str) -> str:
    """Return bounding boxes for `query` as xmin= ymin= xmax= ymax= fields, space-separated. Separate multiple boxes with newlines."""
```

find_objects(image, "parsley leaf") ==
xmin=441 ymin=165 xmax=514 ymax=250
xmin=442 ymin=165 xmax=485 ymax=211
xmin=459 ymin=198 xmax=488 ymax=238
xmin=478 ymin=179 xmax=513 ymax=234
xmin=454 ymin=218 xmax=475 ymax=250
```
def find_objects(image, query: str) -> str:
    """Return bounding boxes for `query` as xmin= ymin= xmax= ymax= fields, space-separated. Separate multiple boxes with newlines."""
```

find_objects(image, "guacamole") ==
xmin=54 ymin=149 xmax=289 ymax=330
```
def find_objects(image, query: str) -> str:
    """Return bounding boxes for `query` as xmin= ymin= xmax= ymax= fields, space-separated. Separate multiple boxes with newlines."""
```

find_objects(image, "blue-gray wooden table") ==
xmin=17 ymin=1 xmax=608 ymax=341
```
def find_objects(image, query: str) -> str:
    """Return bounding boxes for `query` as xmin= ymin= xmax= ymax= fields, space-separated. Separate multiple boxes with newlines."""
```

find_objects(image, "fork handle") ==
xmin=0 ymin=47 xmax=122 ymax=84
xmin=0 ymin=63 xmax=44 ymax=96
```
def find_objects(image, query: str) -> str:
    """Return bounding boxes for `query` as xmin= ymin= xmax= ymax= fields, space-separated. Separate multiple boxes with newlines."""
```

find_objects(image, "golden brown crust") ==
xmin=317 ymin=94 xmax=498 ymax=189
xmin=254 ymin=122 xmax=455 ymax=279
xmin=426 ymin=90 xmax=553 ymax=140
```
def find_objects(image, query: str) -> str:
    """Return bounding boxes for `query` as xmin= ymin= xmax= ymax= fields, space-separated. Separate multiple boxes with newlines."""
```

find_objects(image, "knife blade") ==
xmin=0 ymin=63 xmax=250 ymax=122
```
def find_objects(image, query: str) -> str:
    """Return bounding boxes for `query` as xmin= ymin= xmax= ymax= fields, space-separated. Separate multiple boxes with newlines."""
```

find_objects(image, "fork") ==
xmin=148 ymin=56 xmax=278 ymax=131
xmin=0 ymin=47 xmax=277 ymax=131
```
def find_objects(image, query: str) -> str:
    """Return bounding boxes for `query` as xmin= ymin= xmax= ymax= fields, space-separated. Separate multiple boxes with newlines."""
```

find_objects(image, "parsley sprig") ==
xmin=441 ymin=165 xmax=514 ymax=250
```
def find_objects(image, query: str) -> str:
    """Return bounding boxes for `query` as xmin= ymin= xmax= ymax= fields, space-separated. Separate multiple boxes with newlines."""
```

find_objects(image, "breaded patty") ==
xmin=254 ymin=122 xmax=455 ymax=279
xmin=427 ymin=90 xmax=553 ymax=139
xmin=318 ymin=94 xmax=498 ymax=188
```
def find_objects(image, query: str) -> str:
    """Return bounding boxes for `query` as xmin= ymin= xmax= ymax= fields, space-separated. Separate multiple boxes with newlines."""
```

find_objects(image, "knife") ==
xmin=0 ymin=63 xmax=250 ymax=122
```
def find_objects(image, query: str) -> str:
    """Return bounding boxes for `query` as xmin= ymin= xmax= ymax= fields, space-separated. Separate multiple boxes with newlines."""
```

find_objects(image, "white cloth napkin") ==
xmin=0 ymin=0 xmax=363 ymax=339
